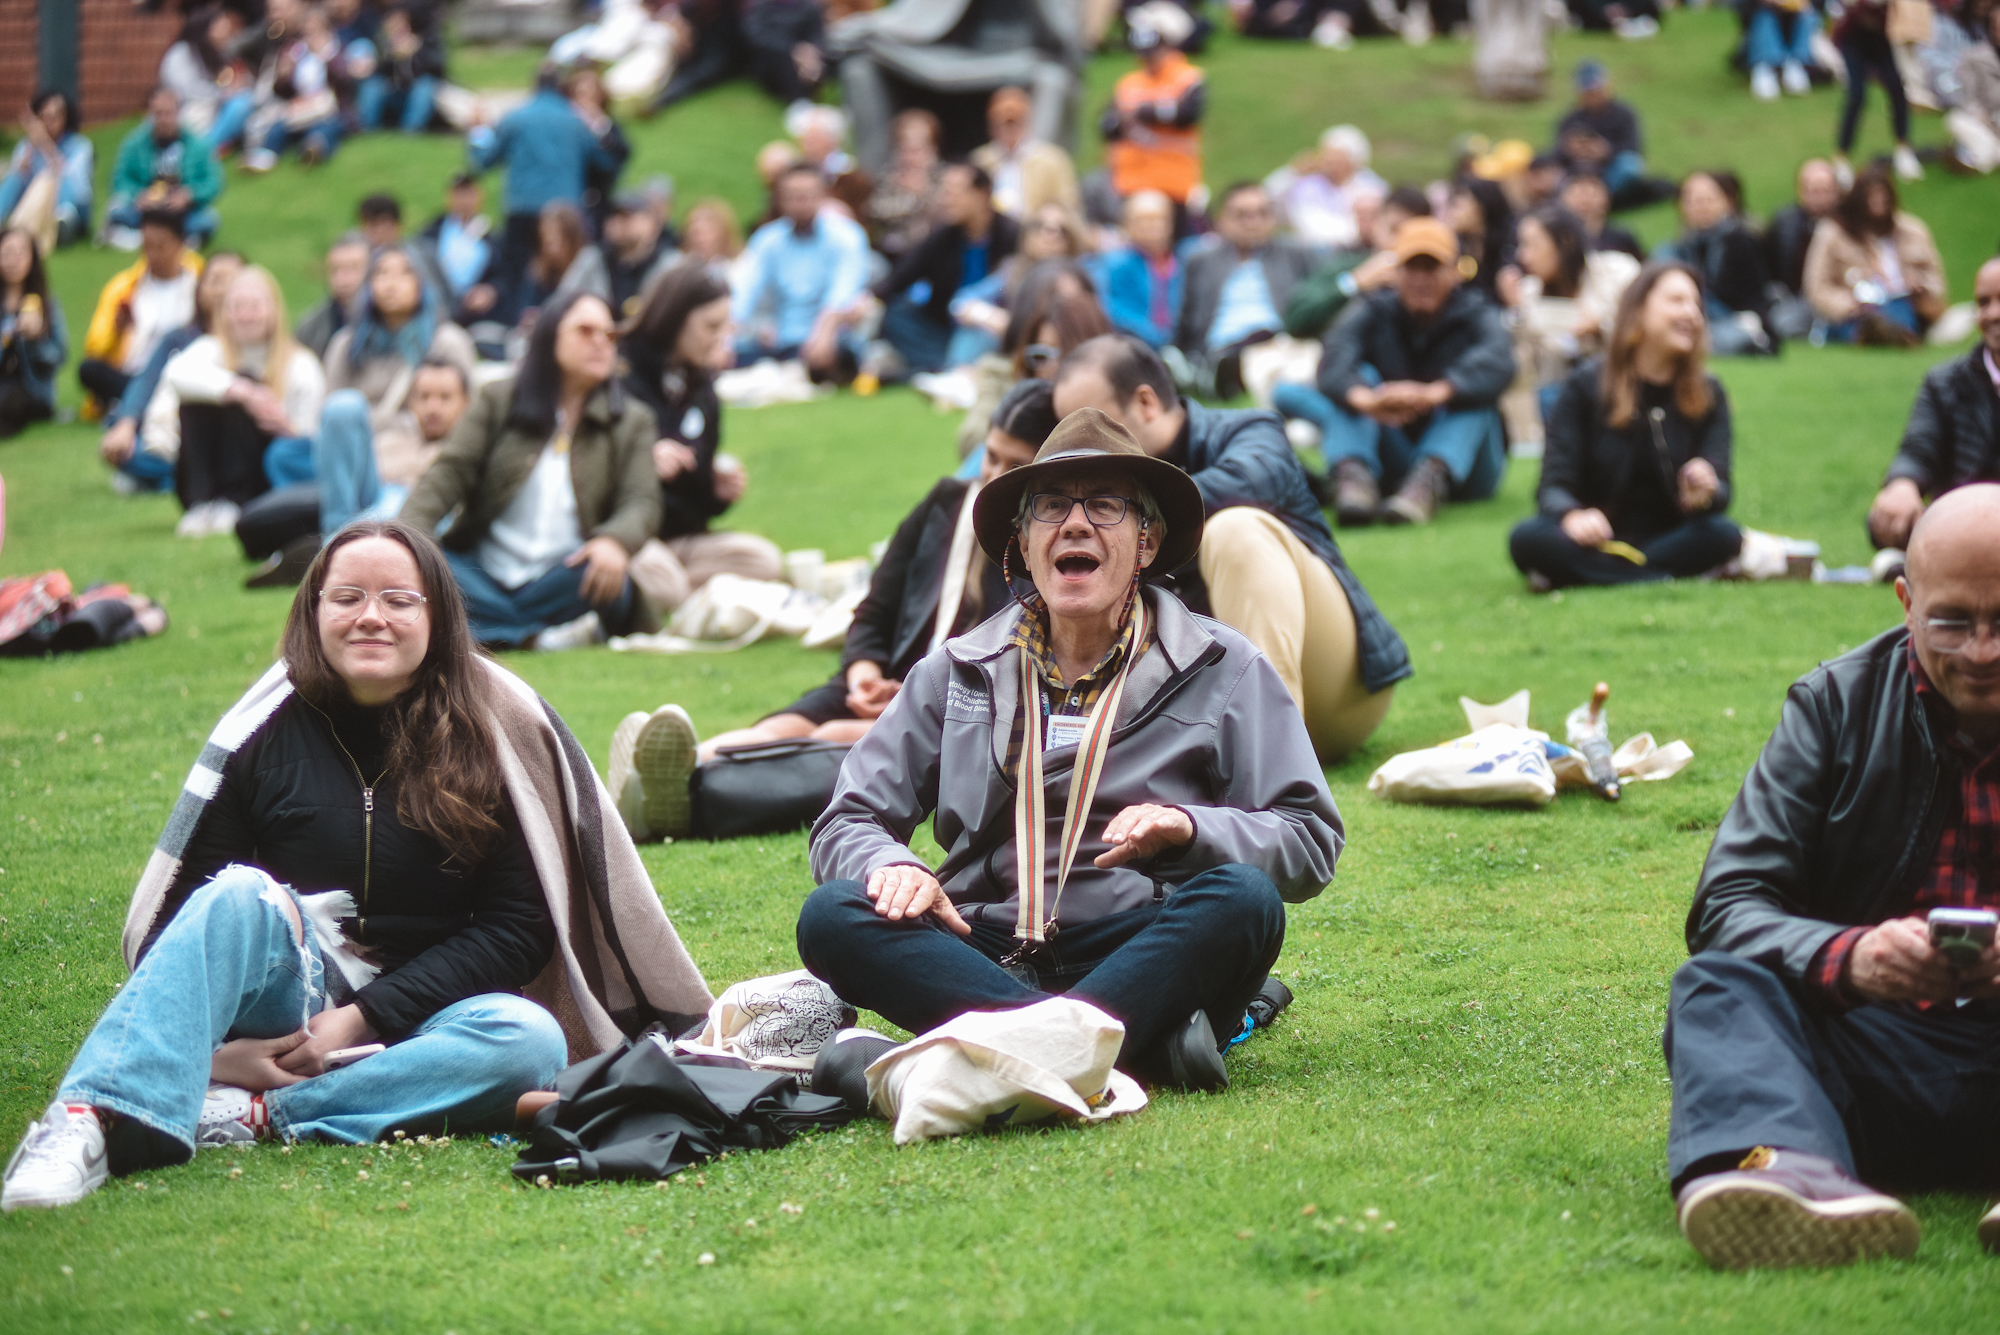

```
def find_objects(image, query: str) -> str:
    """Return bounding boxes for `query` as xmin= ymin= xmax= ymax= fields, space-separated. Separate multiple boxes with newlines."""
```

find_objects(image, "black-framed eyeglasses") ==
xmin=320 ymin=586 xmax=428 ymax=625
xmin=1027 ymin=493 xmax=1135 ymax=527
xmin=1918 ymin=616 xmax=2000 ymax=656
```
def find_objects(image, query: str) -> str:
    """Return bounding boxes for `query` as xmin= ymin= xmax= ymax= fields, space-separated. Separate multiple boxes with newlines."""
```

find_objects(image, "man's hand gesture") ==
xmin=867 ymin=864 xmax=970 ymax=936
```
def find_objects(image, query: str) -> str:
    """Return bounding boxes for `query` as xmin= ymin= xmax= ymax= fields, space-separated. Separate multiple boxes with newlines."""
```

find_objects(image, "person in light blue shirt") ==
xmin=420 ymin=174 xmax=493 ymax=300
xmin=464 ymin=68 xmax=622 ymax=322
xmin=730 ymin=166 xmax=872 ymax=382
xmin=0 ymin=90 xmax=95 ymax=247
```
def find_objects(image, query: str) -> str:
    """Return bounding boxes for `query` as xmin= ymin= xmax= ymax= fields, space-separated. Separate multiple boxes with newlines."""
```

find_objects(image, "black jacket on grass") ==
xmin=1686 ymin=629 xmax=1958 ymax=992
xmin=1883 ymin=348 xmax=2000 ymax=498
xmin=146 ymin=694 xmax=554 ymax=1039
xmin=1315 ymin=286 xmax=1516 ymax=415
xmin=1535 ymin=358 xmax=1732 ymax=541
xmin=843 ymin=476 xmax=1013 ymax=681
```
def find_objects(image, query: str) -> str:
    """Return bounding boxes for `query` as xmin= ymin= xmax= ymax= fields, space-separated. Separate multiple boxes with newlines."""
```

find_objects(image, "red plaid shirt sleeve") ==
xmin=1808 ymin=926 xmax=1869 ymax=1009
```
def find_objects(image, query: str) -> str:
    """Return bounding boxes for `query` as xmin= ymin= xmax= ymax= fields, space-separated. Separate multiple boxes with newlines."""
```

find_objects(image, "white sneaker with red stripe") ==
xmin=2 ymin=1102 xmax=109 ymax=1211
xmin=196 ymin=1084 xmax=270 ymax=1147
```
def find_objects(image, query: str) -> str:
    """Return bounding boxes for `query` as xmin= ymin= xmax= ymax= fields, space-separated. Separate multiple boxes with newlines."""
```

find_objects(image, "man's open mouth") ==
xmin=1054 ymin=554 xmax=1100 ymax=577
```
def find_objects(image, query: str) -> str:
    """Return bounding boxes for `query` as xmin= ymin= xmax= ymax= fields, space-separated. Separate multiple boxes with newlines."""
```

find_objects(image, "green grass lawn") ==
xmin=5 ymin=10 xmax=2000 ymax=1332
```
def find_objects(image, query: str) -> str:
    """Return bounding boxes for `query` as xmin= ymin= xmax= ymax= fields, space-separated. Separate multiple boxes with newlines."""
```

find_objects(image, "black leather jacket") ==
xmin=1884 ymin=347 xmax=2000 ymax=498
xmin=149 ymin=694 xmax=555 ymax=1039
xmin=1687 ymin=628 xmax=1956 ymax=991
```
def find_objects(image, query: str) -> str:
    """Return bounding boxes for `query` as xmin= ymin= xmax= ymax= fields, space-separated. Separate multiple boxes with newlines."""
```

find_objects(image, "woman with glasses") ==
xmin=2 ymin=521 xmax=573 ymax=1209
xmin=403 ymin=290 xmax=661 ymax=650
xmin=1508 ymin=261 xmax=1743 ymax=591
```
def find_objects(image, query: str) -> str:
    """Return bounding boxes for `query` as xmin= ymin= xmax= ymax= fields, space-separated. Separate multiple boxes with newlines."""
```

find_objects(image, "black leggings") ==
xmin=1837 ymin=31 xmax=1909 ymax=152
xmin=176 ymin=401 xmax=275 ymax=510
xmin=0 ymin=379 xmax=53 ymax=438
xmin=77 ymin=357 xmax=131 ymax=408
xmin=1509 ymin=514 xmax=1744 ymax=588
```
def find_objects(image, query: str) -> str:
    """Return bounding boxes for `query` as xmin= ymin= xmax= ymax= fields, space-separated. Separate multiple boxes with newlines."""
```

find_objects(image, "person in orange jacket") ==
xmin=1089 ymin=2 xmax=1206 ymax=230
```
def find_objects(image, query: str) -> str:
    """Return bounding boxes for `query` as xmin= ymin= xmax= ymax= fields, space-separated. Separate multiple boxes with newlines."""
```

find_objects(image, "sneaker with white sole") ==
xmin=535 ymin=611 xmax=604 ymax=652
xmin=1750 ymin=65 xmax=1780 ymax=102
xmin=1893 ymin=144 xmax=1924 ymax=182
xmin=608 ymin=705 xmax=698 ymax=841
xmin=2 ymin=1102 xmax=109 ymax=1212
xmin=1781 ymin=60 xmax=1811 ymax=95
xmin=175 ymin=501 xmax=218 ymax=538
xmin=1676 ymin=1147 xmax=1918 ymax=1269
xmin=195 ymin=1083 xmax=269 ymax=1148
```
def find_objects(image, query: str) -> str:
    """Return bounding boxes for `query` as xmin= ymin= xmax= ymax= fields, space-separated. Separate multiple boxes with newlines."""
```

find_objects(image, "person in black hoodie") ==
xmin=621 ymin=262 xmax=783 ymax=617
xmin=870 ymin=162 xmax=1021 ymax=375
xmin=605 ymin=379 xmax=1056 ymax=842
xmin=0 ymin=521 xmax=567 ymax=1211
xmin=1654 ymin=170 xmax=1775 ymax=355
xmin=1509 ymin=262 xmax=1742 ymax=589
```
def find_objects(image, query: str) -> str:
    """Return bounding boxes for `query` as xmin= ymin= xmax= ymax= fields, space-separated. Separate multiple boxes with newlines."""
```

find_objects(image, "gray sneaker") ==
xmin=608 ymin=705 xmax=698 ymax=841
xmin=1676 ymin=1147 xmax=1918 ymax=1269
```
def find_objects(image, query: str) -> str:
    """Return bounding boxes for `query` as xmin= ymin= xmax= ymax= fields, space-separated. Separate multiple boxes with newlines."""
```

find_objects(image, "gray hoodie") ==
xmin=809 ymin=587 xmax=1343 ymax=928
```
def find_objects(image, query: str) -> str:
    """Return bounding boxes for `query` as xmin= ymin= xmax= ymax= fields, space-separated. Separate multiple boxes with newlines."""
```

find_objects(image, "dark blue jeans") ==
xmin=878 ymin=294 xmax=953 ymax=375
xmin=442 ymin=547 xmax=635 ymax=647
xmin=1508 ymin=513 xmax=1743 ymax=587
xmin=1665 ymin=951 xmax=2000 ymax=1194
xmin=796 ymin=863 xmax=1286 ymax=1081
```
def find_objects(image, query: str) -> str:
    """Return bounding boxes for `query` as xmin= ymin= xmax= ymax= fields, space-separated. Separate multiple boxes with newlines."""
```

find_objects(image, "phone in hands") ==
xmin=1927 ymin=907 xmax=1998 ymax=972
xmin=323 ymin=1043 xmax=385 ymax=1071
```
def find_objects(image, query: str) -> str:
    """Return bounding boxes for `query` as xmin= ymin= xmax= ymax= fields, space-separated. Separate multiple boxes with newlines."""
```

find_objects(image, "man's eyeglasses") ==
xmin=320 ymin=586 xmax=428 ymax=625
xmin=1027 ymin=494 xmax=1135 ymax=527
xmin=1918 ymin=616 xmax=2000 ymax=655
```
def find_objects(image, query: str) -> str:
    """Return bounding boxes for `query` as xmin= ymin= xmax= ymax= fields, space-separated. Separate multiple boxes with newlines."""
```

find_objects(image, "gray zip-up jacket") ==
xmin=809 ymin=587 xmax=1343 ymax=927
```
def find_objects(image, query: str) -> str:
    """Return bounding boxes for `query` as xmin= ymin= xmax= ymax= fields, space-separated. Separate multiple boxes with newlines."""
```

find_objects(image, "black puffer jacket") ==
xmin=1687 ymin=628 xmax=1955 ymax=990
xmin=842 ymin=477 xmax=1014 ymax=682
xmin=148 ymin=694 xmax=555 ymax=1039
xmin=1316 ymin=285 xmax=1516 ymax=414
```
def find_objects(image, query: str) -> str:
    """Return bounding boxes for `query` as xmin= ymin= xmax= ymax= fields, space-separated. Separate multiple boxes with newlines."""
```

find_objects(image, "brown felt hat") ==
xmin=973 ymin=407 xmax=1205 ymax=579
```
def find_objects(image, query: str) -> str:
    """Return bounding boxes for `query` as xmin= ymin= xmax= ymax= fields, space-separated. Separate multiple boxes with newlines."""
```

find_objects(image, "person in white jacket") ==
xmin=164 ymin=264 xmax=324 ymax=538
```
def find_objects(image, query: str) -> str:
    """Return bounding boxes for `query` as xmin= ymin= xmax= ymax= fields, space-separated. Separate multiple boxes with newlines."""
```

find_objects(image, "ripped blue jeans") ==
xmin=58 ymin=865 xmax=567 ymax=1160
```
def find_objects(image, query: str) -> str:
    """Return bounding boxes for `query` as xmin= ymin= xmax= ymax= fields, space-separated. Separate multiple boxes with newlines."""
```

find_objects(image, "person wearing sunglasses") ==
xmin=1666 ymin=483 xmax=2000 ymax=1269
xmin=1 ymin=520 xmax=712 ymax=1212
xmin=402 ymin=291 xmax=661 ymax=650
xmin=800 ymin=408 xmax=1338 ymax=1102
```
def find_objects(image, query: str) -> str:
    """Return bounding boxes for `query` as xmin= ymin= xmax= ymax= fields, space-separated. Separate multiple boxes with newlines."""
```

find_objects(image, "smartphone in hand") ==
xmin=323 ymin=1043 xmax=385 ymax=1071
xmin=1927 ymin=907 xmax=1998 ymax=972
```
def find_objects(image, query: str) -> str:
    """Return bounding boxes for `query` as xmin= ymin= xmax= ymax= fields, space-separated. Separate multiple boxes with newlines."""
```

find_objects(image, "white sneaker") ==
xmin=1750 ymin=65 xmax=1780 ymax=102
xmin=241 ymin=149 xmax=278 ymax=174
xmin=175 ymin=501 xmax=217 ymax=538
xmin=1614 ymin=14 xmax=1658 ymax=38
xmin=108 ymin=471 xmax=142 ymax=497
xmin=535 ymin=610 xmax=604 ymax=652
xmin=1311 ymin=14 xmax=1354 ymax=47
xmin=1893 ymin=144 xmax=1924 ymax=182
xmin=203 ymin=500 xmax=241 ymax=538
xmin=195 ymin=1084 xmax=263 ymax=1148
xmin=1781 ymin=60 xmax=1811 ymax=95
xmin=607 ymin=705 xmax=698 ymax=841
xmin=2 ymin=1102 xmax=109 ymax=1212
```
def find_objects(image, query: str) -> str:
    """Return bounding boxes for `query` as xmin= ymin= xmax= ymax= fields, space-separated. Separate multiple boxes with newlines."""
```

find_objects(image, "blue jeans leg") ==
xmin=57 ymin=866 xmax=323 ymax=1161
xmin=357 ymin=77 xmax=389 ymax=131
xmin=183 ymin=206 xmax=221 ymax=248
xmin=1604 ymin=150 xmax=1646 ymax=199
xmin=400 ymin=78 xmax=439 ymax=133
xmin=1746 ymin=7 xmax=1784 ymax=69
xmin=443 ymin=547 xmax=631 ymax=645
xmin=263 ymin=435 xmax=317 ymax=490
xmin=120 ymin=447 xmax=178 ymax=492
xmin=880 ymin=295 xmax=952 ymax=374
xmin=1785 ymin=11 xmax=1819 ymax=63
xmin=311 ymin=390 xmax=380 ymax=534
xmin=1412 ymin=407 xmax=1507 ymax=499
xmin=208 ymin=94 xmax=255 ymax=152
xmin=1271 ymin=381 xmax=1340 ymax=452
xmin=268 ymin=994 xmax=567 ymax=1144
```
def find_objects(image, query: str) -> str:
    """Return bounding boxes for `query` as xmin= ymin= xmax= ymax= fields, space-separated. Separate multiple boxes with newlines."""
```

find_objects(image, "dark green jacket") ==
xmin=1282 ymin=251 xmax=1370 ymax=340
xmin=402 ymin=377 xmax=662 ymax=559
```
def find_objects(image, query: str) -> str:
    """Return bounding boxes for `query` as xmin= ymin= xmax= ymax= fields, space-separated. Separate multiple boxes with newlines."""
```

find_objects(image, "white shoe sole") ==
xmin=633 ymin=706 xmax=698 ymax=840
xmin=608 ymin=710 xmax=652 ymax=841
xmin=1679 ymin=1178 xmax=1918 ymax=1269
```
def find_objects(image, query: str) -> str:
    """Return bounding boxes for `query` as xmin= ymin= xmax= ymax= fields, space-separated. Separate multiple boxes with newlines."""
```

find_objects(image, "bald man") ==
xmin=1867 ymin=258 xmax=2000 ymax=553
xmin=1666 ymin=484 xmax=2000 ymax=1269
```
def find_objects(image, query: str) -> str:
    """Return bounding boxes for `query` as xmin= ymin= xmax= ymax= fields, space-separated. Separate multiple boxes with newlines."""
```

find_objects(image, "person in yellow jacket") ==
xmin=77 ymin=207 xmax=203 ymax=419
xmin=1088 ymin=2 xmax=1206 ymax=231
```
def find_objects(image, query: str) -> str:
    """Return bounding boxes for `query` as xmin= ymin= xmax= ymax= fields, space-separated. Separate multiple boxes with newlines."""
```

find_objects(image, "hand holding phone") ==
xmin=323 ymin=1043 xmax=385 ymax=1071
xmin=1927 ymin=907 xmax=1998 ymax=973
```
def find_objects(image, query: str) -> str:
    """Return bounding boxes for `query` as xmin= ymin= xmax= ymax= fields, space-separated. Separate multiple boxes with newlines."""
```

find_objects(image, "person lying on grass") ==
xmin=797 ymin=408 xmax=1340 ymax=1101
xmin=1865 ymin=257 xmax=2000 ymax=555
xmin=609 ymin=378 xmax=1058 ymax=843
xmin=1508 ymin=261 xmax=1744 ymax=592
xmin=1666 ymin=483 xmax=2000 ymax=1269
xmin=2 ymin=519 xmax=710 ymax=1213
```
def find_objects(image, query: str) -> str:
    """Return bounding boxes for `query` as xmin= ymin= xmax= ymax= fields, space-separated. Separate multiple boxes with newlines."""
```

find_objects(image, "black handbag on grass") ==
xmin=512 ymin=1030 xmax=854 ymax=1184
xmin=690 ymin=738 xmax=852 ymax=840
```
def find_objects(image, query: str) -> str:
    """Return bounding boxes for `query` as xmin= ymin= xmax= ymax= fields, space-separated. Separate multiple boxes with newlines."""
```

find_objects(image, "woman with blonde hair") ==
xmin=1508 ymin=261 xmax=1742 ymax=590
xmin=163 ymin=263 xmax=325 ymax=537
xmin=681 ymin=198 xmax=742 ymax=273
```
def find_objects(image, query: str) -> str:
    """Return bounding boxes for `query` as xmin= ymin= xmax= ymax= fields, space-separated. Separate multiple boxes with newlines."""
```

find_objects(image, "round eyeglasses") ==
xmin=320 ymin=586 xmax=428 ymax=625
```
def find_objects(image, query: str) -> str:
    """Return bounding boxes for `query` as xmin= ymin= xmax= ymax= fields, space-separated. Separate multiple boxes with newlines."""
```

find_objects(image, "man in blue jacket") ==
xmin=465 ymin=66 xmax=625 ymax=315
xmin=1054 ymin=333 xmax=1410 ymax=760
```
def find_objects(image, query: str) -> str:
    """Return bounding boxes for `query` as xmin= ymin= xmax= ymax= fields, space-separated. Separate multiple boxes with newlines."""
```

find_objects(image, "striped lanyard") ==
xmin=1011 ymin=593 xmax=1149 ymax=945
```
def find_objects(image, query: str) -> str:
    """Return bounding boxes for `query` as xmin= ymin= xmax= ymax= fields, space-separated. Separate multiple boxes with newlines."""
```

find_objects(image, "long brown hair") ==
xmin=281 ymin=520 xmax=506 ymax=864
xmin=1599 ymin=261 xmax=1713 ymax=430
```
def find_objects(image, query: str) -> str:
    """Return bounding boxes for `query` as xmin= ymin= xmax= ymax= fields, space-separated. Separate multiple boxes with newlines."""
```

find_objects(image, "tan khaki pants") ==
xmin=629 ymin=531 xmax=784 ymax=614
xmin=1197 ymin=506 xmax=1394 ymax=762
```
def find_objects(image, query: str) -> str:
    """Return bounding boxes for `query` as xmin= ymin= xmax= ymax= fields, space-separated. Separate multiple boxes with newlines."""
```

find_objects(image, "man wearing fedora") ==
xmin=798 ymin=409 xmax=1342 ymax=1097
xmin=1052 ymin=333 xmax=1411 ymax=763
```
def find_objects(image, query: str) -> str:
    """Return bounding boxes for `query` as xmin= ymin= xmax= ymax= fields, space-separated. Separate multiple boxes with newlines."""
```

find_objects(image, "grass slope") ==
xmin=5 ymin=11 xmax=2000 ymax=1332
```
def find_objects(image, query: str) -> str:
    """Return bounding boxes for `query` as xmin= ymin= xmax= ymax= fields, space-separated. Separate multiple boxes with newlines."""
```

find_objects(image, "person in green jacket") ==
xmin=105 ymin=87 xmax=224 ymax=249
xmin=1280 ymin=185 xmax=1429 ymax=340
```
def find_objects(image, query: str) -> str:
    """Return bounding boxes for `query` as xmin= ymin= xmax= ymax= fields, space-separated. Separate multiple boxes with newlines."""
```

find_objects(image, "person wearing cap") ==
xmin=1053 ymin=332 xmax=1409 ymax=762
xmin=1088 ymin=2 xmax=1206 ymax=225
xmin=1551 ymin=61 xmax=1648 ymax=206
xmin=608 ymin=380 xmax=1061 ymax=842
xmin=797 ymin=407 xmax=1342 ymax=1093
xmin=971 ymin=86 xmax=1083 ymax=223
xmin=1306 ymin=216 xmax=1514 ymax=527
xmin=602 ymin=187 xmax=682 ymax=320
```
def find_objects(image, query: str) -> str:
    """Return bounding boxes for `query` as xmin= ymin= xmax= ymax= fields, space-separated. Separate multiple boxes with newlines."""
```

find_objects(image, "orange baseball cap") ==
xmin=1393 ymin=217 xmax=1460 ymax=266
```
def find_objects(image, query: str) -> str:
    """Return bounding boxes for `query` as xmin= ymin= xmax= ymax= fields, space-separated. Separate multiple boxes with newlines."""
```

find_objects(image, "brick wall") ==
xmin=0 ymin=0 xmax=182 ymax=128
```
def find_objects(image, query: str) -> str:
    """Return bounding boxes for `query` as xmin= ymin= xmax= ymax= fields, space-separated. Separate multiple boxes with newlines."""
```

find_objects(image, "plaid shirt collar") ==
xmin=1909 ymin=643 xmax=2000 ymax=767
xmin=1009 ymin=594 xmax=1137 ymax=703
